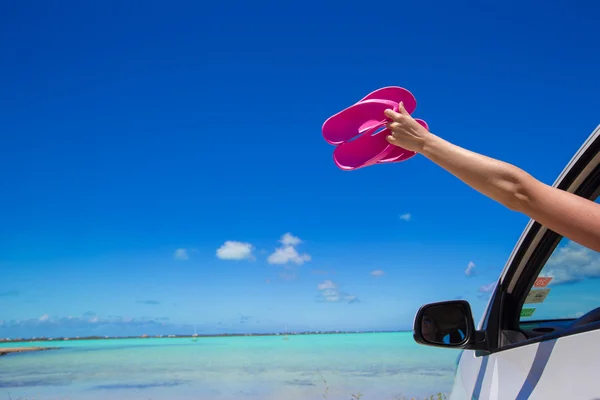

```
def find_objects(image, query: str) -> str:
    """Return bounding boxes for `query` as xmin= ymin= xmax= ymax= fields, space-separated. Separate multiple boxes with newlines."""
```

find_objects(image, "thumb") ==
xmin=398 ymin=101 xmax=410 ymax=116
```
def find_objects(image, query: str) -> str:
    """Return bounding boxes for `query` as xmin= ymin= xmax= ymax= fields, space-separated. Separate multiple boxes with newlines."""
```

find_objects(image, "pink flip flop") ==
xmin=358 ymin=86 xmax=417 ymax=112
xmin=322 ymin=86 xmax=428 ymax=171
xmin=332 ymin=123 xmax=395 ymax=170
xmin=322 ymin=87 xmax=417 ymax=145
xmin=322 ymin=99 xmax=399 ymax=145
xmin=333 ymin=118 xmax=429 ymax=169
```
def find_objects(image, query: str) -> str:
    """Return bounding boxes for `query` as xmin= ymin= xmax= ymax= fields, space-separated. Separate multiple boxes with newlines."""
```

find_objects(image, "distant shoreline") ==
xmin=0 ymin=347 xmax=56 ymax=356
xmin=0 ymin=330 xmax=408 ymax=344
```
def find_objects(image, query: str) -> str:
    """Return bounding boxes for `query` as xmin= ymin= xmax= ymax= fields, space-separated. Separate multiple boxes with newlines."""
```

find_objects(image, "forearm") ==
xmin=384 ymin=104 xmax=600 ymax=250
xmin=420 ymin=134 xmax=534 ymax=211
xmin=419 ymin=133 xmax=600 ymax=251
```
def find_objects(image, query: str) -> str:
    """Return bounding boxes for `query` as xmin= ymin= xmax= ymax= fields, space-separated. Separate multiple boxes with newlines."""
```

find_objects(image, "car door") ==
xmin=451 ymin=124 xmax=600 ymax=400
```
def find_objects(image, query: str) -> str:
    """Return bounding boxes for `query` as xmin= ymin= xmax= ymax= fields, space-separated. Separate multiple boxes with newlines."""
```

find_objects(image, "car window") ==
xmin=519 ymin=198 xmax=600 ymax=322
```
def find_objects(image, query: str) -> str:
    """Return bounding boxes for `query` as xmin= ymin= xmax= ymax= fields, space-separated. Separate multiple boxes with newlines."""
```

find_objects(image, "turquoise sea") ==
xmin=0 ymin=333 xmax=459 ymax=400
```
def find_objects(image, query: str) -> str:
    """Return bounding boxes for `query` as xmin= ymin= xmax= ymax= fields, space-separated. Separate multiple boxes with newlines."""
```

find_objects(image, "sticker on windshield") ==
xmin=521 ymin=308 xmax=536 ymax=318
xmin=534 ymin=277 xmax=552 ymax=287
xmin=525 ymin=288 xmax=551 ymax=304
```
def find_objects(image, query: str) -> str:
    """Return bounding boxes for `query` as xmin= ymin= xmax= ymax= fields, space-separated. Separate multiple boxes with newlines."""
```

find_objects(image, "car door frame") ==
xmin=477 ymin=123 xmax=600 ymax=356
xmin=446 ymin=124 xmax=600 ymax=399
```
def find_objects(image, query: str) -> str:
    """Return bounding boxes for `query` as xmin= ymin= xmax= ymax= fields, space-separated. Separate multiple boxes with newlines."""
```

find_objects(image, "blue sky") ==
xmin=1 ymin=1 xmax=600 ymax=338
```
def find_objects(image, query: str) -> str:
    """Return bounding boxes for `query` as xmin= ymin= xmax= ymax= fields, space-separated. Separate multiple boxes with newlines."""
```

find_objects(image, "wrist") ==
xmin=419 ymin=132 xmax=443 ymax=157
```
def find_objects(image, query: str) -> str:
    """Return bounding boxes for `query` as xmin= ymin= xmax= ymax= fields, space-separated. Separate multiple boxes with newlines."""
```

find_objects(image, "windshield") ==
xmin=520 ymin=198 xmax=600 ymax=322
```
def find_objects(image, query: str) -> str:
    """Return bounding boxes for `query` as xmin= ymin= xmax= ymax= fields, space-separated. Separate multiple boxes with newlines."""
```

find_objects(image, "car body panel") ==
xmin=448 ymin=124 xmax=600 ymax=399
xmin=453 ymin=329 xmax=600 ymax=399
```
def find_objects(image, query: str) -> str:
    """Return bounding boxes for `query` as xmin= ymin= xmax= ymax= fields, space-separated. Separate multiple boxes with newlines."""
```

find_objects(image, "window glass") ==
xmin=520 ymin=199 xmax=600 ymax=321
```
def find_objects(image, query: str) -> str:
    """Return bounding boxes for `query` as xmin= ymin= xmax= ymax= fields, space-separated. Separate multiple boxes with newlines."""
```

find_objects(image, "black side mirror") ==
xmin=413 ymin=300 xmax=478 ymax=349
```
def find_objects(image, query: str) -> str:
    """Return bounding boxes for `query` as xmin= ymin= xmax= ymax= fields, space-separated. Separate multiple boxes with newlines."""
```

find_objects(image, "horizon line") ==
xmin=1 ymin=330 xmax=413 ymax=343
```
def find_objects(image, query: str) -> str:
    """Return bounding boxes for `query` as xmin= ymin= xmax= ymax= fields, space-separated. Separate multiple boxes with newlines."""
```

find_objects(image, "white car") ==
xmin=413 ymin=125 xmax=600 ymax=399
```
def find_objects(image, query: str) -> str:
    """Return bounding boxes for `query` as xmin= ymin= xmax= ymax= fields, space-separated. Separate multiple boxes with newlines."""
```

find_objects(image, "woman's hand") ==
xmin=384 ymin=102 xmax=433 ymax=153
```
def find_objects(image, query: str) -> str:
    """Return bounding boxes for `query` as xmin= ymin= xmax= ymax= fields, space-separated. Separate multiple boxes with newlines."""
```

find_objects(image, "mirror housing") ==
xmin=413 ymin=300 xmax=486 ymax=350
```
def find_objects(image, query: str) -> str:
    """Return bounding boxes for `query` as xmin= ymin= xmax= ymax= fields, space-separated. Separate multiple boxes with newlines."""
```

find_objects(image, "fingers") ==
xmin=384 ymin=101 xmax=410 ymax=121
xmin=384 ymin=108 xmax=401 ymax=121
xmin=386 ymin=121 xmax=401 ymax=131
xmin=386 ymin=134 xmax=400 ymax=145
xmin=398 ymin=101 xmax=410 ymax=116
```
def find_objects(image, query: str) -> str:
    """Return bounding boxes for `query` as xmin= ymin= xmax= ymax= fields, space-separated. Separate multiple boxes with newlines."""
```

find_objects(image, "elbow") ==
xmin=496 ymin=170 xmax=534 ymax=212
xmin=503 ymin=190 xmax=530 ymax=212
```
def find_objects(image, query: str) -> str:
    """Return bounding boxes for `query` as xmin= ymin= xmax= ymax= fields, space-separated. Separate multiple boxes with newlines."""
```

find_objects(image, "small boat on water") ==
xmin=283 ymin=324 xmax=289 ymax=340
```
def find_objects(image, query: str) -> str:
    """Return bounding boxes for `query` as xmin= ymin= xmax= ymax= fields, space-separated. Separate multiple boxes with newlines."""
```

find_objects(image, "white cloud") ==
xmin=3 ymin=313 xmax=172 ymax=333
xmin=345 ymin=295 xmax=358 ymax=302
xmin=280 ymin=232 xmax=302 ymax=247
xmin=320 ymin=289 xmax=359 ymax=303
xmin=216 ymin=241 xmax=254 ymax=260
xmin=173 ymin=248 xmax=189 ymax=261
xmin=317 ymin=280 xmax=337 ymax=290
xmin=321 ymin=289 xmax=341 ymax=302
xmin=370 ymin=269 xmax=385 ymax=277
xmin=268 ymin=233 xmax=311 ymax=265
xmin=542 ymin=241 xmax=600 ymax=285
xmin=561 ymin=311 xmax=587 ymax=319
xmin=268 ymin=245 xmax=311 ymax=265
xmin=479 ymin=282 xmax=497 ymax=293
xmin=399 ymin=213 xmax=411 ymax=221
xmin=465 ymin=261 xmax=476 ymax=277
xmin=316 ymin=280 xmax=358 ymax=303
xmin=476 ymin=281 xmax=497 ymax=301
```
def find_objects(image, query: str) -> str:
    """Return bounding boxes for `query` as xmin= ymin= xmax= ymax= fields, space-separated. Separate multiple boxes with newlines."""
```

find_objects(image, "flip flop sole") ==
xmin=332 ymin=125 xmax=395 ymax=170
xmin=322 ymin=99 xmax=398 ymax=145
xmin=358 ymin=86 xmax=417 ymax=115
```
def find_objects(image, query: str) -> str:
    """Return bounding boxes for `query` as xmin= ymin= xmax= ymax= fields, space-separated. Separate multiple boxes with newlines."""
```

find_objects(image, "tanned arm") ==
xmin=384 ymin=103 xmax=600 ymax=252
xmin=420 ymin=134 xmax=600 ymax=252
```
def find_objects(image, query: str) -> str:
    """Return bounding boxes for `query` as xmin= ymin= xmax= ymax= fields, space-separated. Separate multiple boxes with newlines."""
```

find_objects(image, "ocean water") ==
xmin=0 ymin=333 xmax=460 ymax=400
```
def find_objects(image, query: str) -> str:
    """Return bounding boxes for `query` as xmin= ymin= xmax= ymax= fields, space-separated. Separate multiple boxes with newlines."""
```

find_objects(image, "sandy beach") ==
xmin=0 ymin=347 xmax=54 ymax=356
